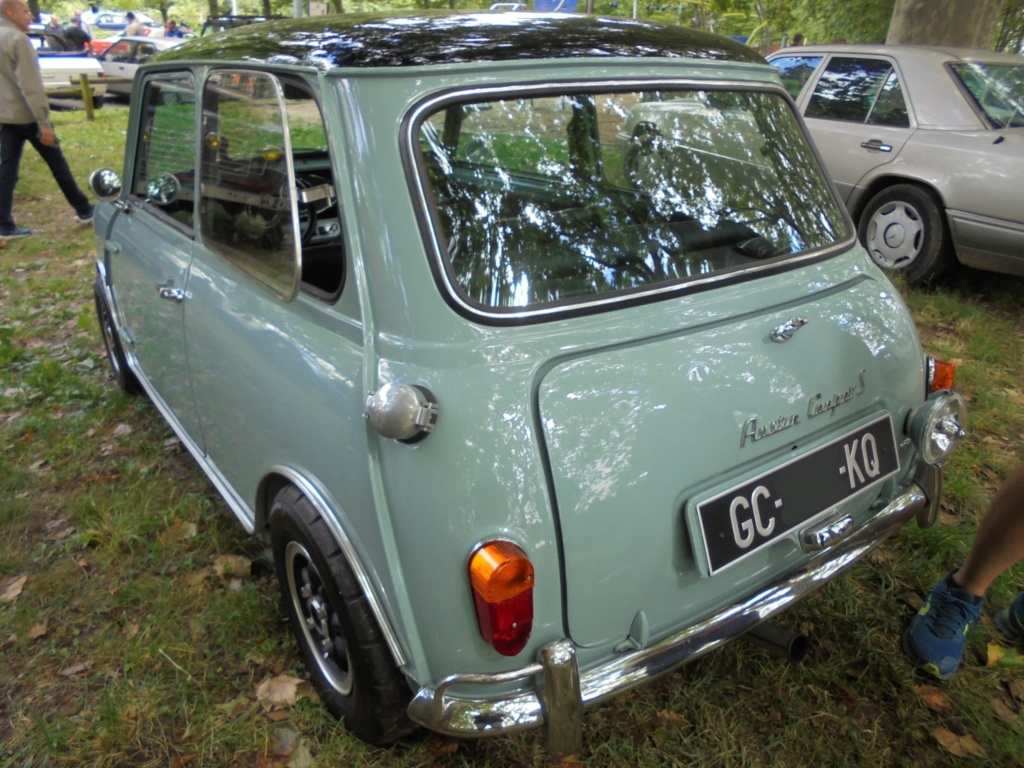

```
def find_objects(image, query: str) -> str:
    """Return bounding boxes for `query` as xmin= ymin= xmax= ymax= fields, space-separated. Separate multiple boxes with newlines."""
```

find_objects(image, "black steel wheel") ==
xmin=269 ymin=485 xmax=413 ymax=745
xmin=93 ymin=277 xmax=140 ymax=394
xmin=858 ymin=184 xmax=952 ymax=283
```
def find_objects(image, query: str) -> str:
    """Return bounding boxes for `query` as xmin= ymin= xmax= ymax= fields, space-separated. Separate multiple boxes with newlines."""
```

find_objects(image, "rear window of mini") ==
xmin=410 ymin=83 xmax=848 ymax=320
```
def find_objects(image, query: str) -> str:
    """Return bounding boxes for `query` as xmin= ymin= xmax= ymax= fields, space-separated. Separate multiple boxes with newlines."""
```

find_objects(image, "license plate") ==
xmin=696 ymin=415 xmax=899 ymax=575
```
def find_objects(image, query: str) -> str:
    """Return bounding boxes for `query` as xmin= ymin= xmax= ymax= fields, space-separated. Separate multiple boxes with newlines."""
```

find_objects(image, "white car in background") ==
xmin=96 ymin=36 xmax=185 ymax=99
xmin=27 ymin=29 xmax=107 ymax=103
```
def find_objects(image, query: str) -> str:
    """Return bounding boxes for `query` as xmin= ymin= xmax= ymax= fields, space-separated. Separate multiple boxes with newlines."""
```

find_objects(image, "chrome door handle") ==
xmin=156 ymin=280 xmax=188 ymax=303
xmin=860 ymin=139 xmax=893 ymax=152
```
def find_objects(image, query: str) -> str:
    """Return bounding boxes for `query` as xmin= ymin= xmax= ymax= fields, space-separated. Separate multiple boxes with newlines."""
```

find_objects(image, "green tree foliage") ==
xmin=791 ymin=0 xmax=895 ymax=44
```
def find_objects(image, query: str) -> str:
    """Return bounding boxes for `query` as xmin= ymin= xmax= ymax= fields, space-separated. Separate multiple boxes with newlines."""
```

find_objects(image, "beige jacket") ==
xmin=0 ymin=17 xmax=52 ymax=130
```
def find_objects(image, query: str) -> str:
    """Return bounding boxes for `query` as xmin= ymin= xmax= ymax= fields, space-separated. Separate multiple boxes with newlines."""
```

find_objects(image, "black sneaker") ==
xmin=0 ymin=226 xmax=31 ymax=238
xmin=994 ymin=591 xmax=1024 ymax=643
xmin=75 ymin=208 xmax=94 ymax=226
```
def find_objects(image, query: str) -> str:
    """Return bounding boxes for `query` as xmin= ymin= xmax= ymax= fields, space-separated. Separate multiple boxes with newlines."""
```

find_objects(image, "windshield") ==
xmin=950 ymin=61 xmax=1024 ymax=128
xmin=416 ymin=87 xmax=847 ymax=313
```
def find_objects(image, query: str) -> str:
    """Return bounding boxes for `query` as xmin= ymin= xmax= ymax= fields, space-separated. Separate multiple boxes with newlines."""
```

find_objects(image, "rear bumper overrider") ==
xmin=408 ymin=472 xmax=935 ymax=756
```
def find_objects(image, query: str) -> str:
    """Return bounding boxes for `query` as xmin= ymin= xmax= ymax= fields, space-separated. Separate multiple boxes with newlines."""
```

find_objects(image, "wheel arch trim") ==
xmin=259 ymin=466 xmax=410 ymax=669
xmin=849 ymin=174 xmax=948 ymax=225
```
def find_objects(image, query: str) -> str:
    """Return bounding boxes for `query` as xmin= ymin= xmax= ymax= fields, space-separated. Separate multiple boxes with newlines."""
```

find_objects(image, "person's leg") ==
xmin=0 ymin=124 xmax=29 ymax=230
xmin=953 ymin=459 xmax=1024 ymax=596
xmin=904 ymin=459 xmax=1024 ymax=679
xmin=25 ymin=131 xmax=92 ymax=217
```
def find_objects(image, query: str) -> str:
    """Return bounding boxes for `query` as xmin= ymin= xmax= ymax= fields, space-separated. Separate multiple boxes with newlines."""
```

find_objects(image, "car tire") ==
xmin=269 ymin=486 xmax=413 ymax=745
xmin=858 ymin=184 xmax=952 ymax=283
xmin=93 ymin=278 xmax=140 ymax=394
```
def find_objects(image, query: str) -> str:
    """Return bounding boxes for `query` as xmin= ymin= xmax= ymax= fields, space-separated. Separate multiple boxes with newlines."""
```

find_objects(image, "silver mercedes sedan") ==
xmin=768 ymin=44 xmax=1024 ymax=283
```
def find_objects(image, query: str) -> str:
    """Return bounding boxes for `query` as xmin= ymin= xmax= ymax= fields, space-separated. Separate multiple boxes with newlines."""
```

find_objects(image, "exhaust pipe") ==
xmin=746 ymin=622 xmax=808 ymax=665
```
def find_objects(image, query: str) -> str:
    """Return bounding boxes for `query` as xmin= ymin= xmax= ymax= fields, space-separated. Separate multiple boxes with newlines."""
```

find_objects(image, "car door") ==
xmin=798 ymin=56 xmax=915 ymax=203
xmin=182 ymin=70 xmax=365 ymax=527
xmin=105 ymin=70 xmax=203 ymax=440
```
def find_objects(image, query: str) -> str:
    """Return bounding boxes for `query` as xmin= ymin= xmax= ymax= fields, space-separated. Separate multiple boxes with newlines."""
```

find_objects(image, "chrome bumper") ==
xmin=408 ymin=479 xmax=931 ymax=757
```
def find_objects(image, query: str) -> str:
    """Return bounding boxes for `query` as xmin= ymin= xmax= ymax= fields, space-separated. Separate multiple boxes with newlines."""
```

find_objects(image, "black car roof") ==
xmin=156 ymin=11 xmax=763 ymax=69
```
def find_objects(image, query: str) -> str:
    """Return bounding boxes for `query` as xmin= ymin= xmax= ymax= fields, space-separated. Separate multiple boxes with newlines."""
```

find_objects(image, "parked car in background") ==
xmin=768 ymin=45 xmax=1024 ymax=283
xmin=89 ymin=13 xmax=965 ymax=757
xmin=199 ymin=13 xmax=284 ymax=35
xmin=27 ymin=28 xmax=107 ymax=103
xmin=96 ymin=36 xmax=184 ymax=99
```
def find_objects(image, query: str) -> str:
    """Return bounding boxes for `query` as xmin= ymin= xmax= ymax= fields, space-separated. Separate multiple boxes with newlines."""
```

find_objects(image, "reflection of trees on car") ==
xmin=420 ymin=88 xmax=846 ymax=310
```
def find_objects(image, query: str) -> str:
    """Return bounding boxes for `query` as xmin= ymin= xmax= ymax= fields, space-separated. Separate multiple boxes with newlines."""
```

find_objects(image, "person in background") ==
xmin=904 ymin=460 xmax=1024 ymax=679
xmin=165 ymin=19 xmax=183 ymax=37
xmin=42 ymin=11 xmax=64 ymax=47
xmin=0 ymin=0 xmax=94 ymax=239
xmin=64 ymin=13 xmax=91 ymax=51
xmin=124 ymin=11 xmax=144 ymax=36
xmin=791 ymin=32 xmax=804 ymax=46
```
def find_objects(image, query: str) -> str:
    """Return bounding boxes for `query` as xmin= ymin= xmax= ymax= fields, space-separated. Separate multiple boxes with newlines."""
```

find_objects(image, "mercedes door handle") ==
xmin=860 ymin=139 xmax=893 ymax=152
xmin=156 ymin=280 xmax=188 ymax=303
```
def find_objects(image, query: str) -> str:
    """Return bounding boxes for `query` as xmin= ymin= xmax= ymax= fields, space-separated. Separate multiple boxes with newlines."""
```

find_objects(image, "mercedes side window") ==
xmin=805 ymin=57 xmax=895 ymax=123
xmin=866 ymin=69 xmax=910 ymax=127
xmin=199 ymin=70 xmax=302 ymax=301
xmin=768 ymin=55 xmax=824 ymax=99
xmin=132 ymin=71 xmax=197 ymax=230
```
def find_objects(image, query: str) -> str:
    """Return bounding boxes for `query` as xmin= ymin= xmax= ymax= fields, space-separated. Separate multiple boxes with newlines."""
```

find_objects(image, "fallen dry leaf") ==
xmin=256 ymin=675 xmax=305 ymax=710
xmin=652 ymin=709 xmax=688 ymax=730
xmin=28 ymin=621 xmax=49 ymax=639
xmin=1006 ymin=678 xmax=1024 ymax=703
xmin=987 ymin=643 xmax=1008 ymax=667
xmin=989 ymin=698 xmax=1024 ymax=733
xmin=916 ymin=685 xmax=954 ymax=715
xmin=59 ymin=662 xmax=90 ymax=677
xmin=933 ymin=727 xmax=987 ymax=759
xmin=112 ymin=423 xmax=133 ymax=437
xmin=160 ymin=520 xmax=197 ymax=545
xmin=214 ymin=554 xmax=251 ymax=580
xmin=0 ymin=574 xmax=28 ymax=603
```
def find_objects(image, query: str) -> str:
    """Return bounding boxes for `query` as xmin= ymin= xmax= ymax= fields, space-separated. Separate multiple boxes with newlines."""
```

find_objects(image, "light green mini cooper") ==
xmin=89 ymin=12 xmax=967 ymax=757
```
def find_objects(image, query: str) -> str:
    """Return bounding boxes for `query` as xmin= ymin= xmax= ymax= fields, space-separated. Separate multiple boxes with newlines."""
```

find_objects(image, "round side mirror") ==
xmin=88 ymin=168 xmax=122 ymax=200
xmin=146 ymin=173 xmax=181 ymax=206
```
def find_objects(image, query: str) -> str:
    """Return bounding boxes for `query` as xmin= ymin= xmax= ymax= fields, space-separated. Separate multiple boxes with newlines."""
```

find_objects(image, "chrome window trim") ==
xmin=403 ymin=78 xmax=856 ymax=324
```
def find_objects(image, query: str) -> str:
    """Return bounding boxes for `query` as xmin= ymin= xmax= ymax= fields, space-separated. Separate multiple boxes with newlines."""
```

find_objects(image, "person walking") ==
xmin=124 ymin=11 xmax=145 ymax=36
xmin=904 ymin=459 xmax=1024 ymax=679
xmin=0 ymin=0 xmax=93 ymax=239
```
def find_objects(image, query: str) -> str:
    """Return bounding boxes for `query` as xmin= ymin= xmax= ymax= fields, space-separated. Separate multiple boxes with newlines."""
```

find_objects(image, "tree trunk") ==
xmin=263 ymin=0 xmax=272 ymax=15
xmin=208 ymin=0 xmax=219 ymax=20
xmin=27 ymin=0 xmax=41 ymax=21
xmin=886 ymin=0 xmax=1002 ymax=48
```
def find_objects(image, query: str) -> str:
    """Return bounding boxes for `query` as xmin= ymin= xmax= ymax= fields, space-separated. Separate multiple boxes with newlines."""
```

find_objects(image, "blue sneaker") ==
xmin=994 ymin=591 xmax=1024 ymax=644
xmin=0 ymin=226 xmax=31 ymax=238
xmin=903 ymin=574 xmax=983 ymax=680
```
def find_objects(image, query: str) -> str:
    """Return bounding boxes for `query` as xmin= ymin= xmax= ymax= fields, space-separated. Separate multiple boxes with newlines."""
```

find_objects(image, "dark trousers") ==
xmin=0 ymin=123 xmax=91 ymax=229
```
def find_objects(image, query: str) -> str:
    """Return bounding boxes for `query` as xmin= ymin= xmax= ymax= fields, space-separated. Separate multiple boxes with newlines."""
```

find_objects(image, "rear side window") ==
xmin=768 ymin=55 xmax=823 ymax=99
xmin=806 ymin=57 xmax=909 ymax=127
xmin=415 ymin=87 xmax=847 ymax=316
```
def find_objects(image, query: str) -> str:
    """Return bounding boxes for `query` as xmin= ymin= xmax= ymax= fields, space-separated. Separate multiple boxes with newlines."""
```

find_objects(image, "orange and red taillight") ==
xmin=468 ymin=540 xmax=534 ymax=656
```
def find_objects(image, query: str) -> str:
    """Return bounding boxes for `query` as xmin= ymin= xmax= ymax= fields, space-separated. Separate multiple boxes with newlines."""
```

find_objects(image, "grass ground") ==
xmin=2 ymin=108 xmax=1023 ymax=767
